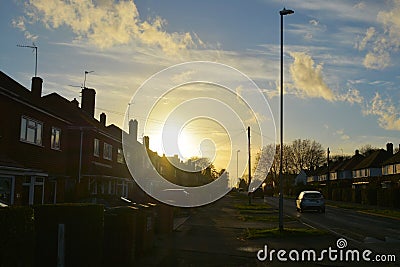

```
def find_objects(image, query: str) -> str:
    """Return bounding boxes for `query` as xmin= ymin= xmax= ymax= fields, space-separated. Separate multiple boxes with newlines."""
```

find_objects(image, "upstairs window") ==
xmin=103 ymin=143 xmax=112 ymax=160
xmin=94 ymin=138 xmax=100 ymax=157
xmin=20 ymin=116 xmax=42 ymax=145
xmin=117 ymin=148 xmax=124 ymax=163
xmin=50 ymin=127 xmax=61 ymax=150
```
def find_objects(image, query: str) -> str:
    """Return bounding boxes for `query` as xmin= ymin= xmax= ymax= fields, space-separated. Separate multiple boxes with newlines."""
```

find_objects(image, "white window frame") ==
xmin=117 ymin=148 xmax=124 ymax=163
xmin=0 ymin=176 xmax=15 ymax=205
xmin=22 ymin=176 xmax=45 ymax=205
xmin=103 ymin=142 xmax=113 ymax=160
xmin=50 ymin=127 xmax=61 ymax=150
xmin=20 ymin=116 xmax=43 ymax=146
xmin=94 ymin=138 xmax=100 ymax=157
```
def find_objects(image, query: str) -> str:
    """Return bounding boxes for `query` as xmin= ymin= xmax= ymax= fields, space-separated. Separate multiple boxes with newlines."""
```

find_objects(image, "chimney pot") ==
xmin=71 ymin=98 xmax=79 ymax=107
xmin=100 ymin=112 xmax=106 ymax=126
xmin=129 ymin=119 xmax=138 ymax=141
xmin=387 ymin=142 xmax=393 ymax=154
xmin=31 ymin=76 xmax=43 ymax=98
xmin=143 ymin=136 xmax=150 ymax=150
xmin=81 ymin=87 xmax=96 ymax=117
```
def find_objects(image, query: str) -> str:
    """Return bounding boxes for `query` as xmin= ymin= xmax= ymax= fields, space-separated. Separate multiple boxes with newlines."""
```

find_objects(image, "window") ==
xmin=20 ymin=116 xmax=43 ymax=145
xmin=50 ymin=127 xmax=61 ymax=150
xmin=117 ymin=148 xmax=124 ymax=163
xmin=103 ymin=142 xmax=112 ymax=160
xmin=94 ymin=138 xmax=100 ymax=157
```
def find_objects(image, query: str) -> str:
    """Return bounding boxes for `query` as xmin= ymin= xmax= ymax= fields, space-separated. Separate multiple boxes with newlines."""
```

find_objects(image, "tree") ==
xmin=289 ymin=139 xmax=325 ymax=173
xmin=188 ymin=156 xmax=212 ymax=169
xmin=254 ymin=139 xmax=325 ymax=188
xmin=359 ymin=144 xmax=378 ymax=156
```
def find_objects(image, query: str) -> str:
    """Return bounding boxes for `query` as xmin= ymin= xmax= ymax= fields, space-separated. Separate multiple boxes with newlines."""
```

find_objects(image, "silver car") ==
xmin=296 ymin=190 xmax=325 ymax=213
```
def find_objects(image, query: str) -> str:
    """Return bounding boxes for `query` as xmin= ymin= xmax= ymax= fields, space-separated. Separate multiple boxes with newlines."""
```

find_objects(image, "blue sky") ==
xmin=2 ymin=0 xmax=400 ymax=167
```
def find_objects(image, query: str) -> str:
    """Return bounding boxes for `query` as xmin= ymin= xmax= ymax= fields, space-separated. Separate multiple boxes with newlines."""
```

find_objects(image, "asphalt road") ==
xmin=264 ymin=196 xmax=400 ymax=256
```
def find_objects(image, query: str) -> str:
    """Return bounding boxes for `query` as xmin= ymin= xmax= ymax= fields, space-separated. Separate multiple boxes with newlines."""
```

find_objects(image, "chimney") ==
xmin=71 ymin=98 xmax=79 ymax=107
xmin=355 ymin=149 xmax=359 ymax=156
xmin=129 ymin=119 xmax=138 ymax=141
xmin=386 ymin=142 xmax=393 ymax=154
xmin=100 ymin=112 xmax=106 ymax=126
xmin=143 ymin=136 xmax=149 ymax=150
xmin=81 ymin=87 xmax=96 ymax=117
xmin=31 ymin=76 xmax=43 ymax=98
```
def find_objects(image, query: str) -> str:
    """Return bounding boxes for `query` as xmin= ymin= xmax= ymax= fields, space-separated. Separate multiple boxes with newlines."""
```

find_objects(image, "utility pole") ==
xmin=248 ymin=126 xmax=252 ymax=205
xmin=327 ymin=147 xmax=330 ymax=199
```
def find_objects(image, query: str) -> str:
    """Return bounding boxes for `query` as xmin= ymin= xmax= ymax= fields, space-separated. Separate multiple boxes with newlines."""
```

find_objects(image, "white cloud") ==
xmin=363 ymin=50 xmax=390 ymax=69
xmin=363 ymin=92 xmax=400 ymax=130
xmin=377 ymin=0 xmax=400 ymax=48
xmin=336 ymin=87 xmax=364 ymax=105
xmin=358 ymin=0 xmax=400 ymax=69
xmin=289 ymin=52 xmax=335 ymax=101
xmin=21 ymin=0 xmax=202 ymax=55
xmin=335 ymin=129 xmax=350 ymax=141
xmin=12 ymin=16 xmax=38 ymax=41
xmin=309 ymin=19 xmax=319 ymax=26
xmin=355 ymin=27 xmax=375 ymax=51
xmin=353 ymin=2 xmax=366 ymax=9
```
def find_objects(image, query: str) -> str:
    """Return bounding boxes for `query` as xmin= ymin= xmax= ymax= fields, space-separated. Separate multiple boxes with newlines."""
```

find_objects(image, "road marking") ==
xmin=300 ymin=221 xmax=317 ymax=229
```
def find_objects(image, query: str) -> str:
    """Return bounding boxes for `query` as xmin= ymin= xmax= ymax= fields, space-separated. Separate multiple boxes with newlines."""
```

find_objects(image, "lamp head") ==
xmin=280 ymin=8 xmax=294 ymax=16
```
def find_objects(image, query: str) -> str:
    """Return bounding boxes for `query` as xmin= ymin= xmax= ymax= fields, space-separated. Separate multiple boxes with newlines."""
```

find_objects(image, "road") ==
xmin=265 ymin=196 xmax=400 ymax=256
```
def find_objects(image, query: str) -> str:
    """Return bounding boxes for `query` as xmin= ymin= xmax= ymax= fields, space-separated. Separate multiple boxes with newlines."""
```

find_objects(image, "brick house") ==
xmin=0 ymin=71 xmax=138 ymax=206
xmin=352 ymin=143 xmax=394 ymax=179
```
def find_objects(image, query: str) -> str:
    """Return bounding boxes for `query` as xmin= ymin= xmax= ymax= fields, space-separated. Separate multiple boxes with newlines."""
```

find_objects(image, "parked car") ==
xmin=296 ymin=190 xmax=325 ymax=213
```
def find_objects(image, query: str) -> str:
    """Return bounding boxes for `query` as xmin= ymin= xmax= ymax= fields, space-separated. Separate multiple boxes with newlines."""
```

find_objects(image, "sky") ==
xmin=2 ymin=0 xmax=400 ymax=181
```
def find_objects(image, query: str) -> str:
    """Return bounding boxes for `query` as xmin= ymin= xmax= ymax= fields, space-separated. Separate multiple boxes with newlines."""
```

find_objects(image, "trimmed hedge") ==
xmin=104 ymin=206 xmax=138 ymax=266
xmin=377 ymin=188 xmax=400 ymax=208
xmin=34 ymin=204 xmax=104 ymax=267
xmin=0 ymin=206 xmax=35 ymax=267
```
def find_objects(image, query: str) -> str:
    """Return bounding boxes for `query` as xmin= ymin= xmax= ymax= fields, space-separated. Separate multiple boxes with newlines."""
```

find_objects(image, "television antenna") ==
xmin=84 ymin=70 xmax=94 ymax=88
xmin=69 ymin=70 xmax=95 ymax=89
xmin=17 ymin=43 xmax=38 ymax=77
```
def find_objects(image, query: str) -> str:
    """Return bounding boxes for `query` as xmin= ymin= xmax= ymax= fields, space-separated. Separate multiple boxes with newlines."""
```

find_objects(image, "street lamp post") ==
xmin=279 ymin=7 xmax=294 ymax=232
xmin=237 ymin=149 xmax=240 ymax=182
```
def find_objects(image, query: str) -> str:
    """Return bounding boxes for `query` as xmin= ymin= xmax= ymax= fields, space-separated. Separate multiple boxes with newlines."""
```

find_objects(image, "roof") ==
xmin=329 ymin=159 xmax=346 ymax=172
xmin=382 ymin=151 xmax=400 ymax=166
xmin=353 ymin=149 xmax=393 ymax=170
xmin=0 ymin=70 xmax=126 ymax=141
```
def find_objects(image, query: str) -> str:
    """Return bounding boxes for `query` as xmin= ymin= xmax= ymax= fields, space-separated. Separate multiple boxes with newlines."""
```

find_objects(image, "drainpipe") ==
xmin=78 ymin=129 xmax=83 ymax=183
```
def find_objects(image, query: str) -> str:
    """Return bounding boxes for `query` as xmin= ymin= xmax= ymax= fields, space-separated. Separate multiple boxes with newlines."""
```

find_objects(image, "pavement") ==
xmin=134 ymin=192 xmax=373 ymax=267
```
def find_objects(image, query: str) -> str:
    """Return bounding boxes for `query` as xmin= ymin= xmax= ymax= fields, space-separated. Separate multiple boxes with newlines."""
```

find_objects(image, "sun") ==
xmin=177 ymin=118 xmax=230 ymax=170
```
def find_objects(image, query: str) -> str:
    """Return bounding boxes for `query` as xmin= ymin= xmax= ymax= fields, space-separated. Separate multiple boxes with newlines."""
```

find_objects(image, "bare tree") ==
xmin=288 ymin=139 xmax=325 ymax=172
xmin=254 ymin=139 xmax=325 ymax=186
xmin=359 ymin=144 xmax=378 ymax=156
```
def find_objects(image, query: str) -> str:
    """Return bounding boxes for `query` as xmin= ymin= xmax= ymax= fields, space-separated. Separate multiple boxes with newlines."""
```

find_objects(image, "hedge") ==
xmin=0 ymin=206 xmax=35 ymax=267
xmin=34 ymin=204 xmax=104 ymax=267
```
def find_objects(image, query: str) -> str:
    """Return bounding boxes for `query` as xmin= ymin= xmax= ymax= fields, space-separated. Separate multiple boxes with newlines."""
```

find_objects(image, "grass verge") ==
xmin=328 ymin=203 xmax=400 ymax=220
xmin=245 ymin=227 xmax=328 ymax=239
xmin=239 ymin=214 xmax=296 ymax=222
